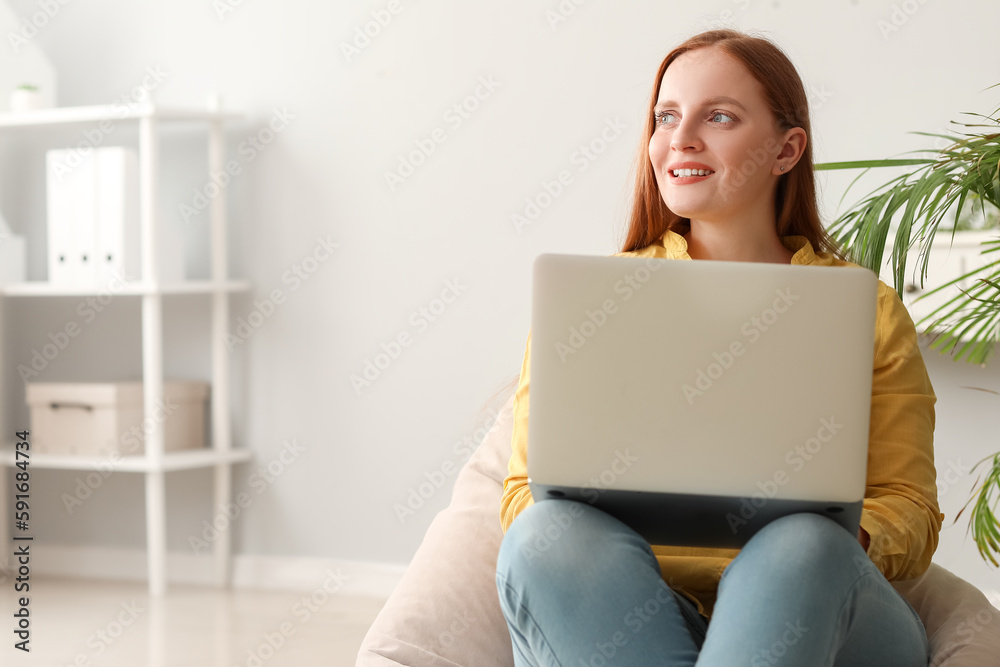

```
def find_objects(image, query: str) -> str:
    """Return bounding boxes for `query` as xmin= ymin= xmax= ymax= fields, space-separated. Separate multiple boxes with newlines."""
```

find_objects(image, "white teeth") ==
xmin=671 ymin=168 xmax=712 ymax=177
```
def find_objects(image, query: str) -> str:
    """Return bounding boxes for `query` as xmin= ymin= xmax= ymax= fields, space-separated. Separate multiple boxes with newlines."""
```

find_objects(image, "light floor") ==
xmin=0 ymin=576 xmax=386 ymax=666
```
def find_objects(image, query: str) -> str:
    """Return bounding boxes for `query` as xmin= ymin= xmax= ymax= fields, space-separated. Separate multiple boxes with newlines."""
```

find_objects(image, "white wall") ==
xmin=1 ymin=0 xmax=998 ymax=596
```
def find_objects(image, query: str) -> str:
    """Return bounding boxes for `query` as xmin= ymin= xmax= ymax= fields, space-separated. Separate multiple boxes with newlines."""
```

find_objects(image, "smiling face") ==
xmin=648 ymin=46 xmax=797 ymax=227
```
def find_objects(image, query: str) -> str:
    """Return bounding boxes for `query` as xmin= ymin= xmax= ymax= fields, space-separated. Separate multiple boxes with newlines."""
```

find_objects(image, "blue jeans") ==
xmin=496 ymin=500 xmax=929 ymax=666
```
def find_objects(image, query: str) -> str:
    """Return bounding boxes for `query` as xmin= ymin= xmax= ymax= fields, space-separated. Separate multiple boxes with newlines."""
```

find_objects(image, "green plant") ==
xmin=815 ymin=84 xmax=1000 ymax=566
xmin=951 ymin=193 xmax=999 ymax=231
xmin=15 ymin=83 xmax=38 ymax=91
xmin=958 ymin=452 xmax=1000 ymax=566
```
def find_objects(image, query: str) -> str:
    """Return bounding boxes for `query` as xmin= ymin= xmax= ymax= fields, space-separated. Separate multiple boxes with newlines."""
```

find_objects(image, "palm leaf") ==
xmin=955 ymin=454 xmax=1000 ymax=566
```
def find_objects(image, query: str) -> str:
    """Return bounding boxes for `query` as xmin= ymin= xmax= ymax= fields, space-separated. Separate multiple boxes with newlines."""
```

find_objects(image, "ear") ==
xmin=773 ymin=127 xmax=807 ymax=175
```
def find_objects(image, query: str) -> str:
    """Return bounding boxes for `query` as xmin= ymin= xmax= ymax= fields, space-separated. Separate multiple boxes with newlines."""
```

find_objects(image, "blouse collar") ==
xmin=652 ymin=229 xmax=828 ymax=266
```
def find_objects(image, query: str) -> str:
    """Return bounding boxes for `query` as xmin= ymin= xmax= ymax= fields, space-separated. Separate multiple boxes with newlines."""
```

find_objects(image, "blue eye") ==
xmin=711 ymin=112 xmax=735 ymax=123
xmin=654 ymin=111 xmax=676 ymax=125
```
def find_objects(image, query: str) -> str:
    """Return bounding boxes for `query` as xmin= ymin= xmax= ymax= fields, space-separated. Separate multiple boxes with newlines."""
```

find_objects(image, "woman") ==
xmin=496 ymin=28 xmax=941 ymax=666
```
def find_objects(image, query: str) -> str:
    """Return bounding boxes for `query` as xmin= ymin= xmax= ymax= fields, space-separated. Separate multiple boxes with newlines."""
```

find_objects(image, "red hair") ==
xmin=620 ymin=29 xmax=845 ymax=259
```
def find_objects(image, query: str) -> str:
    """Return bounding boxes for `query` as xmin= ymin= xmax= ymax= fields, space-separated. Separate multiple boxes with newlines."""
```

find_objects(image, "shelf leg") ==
xmin=141 ymin=289 xmax=166 ymax=594
xmin=211 ymin=291 xmax=231 ymax=586
xmin=146 ymin=595 xmax=167 ymax=667
xmin=0 ymin=296 xmax=9 ymax=575
xmin=138 ymin=115 xmax=166 ymax=596
xmin=145 ymin=470 xmax=167 ymax=596
xmin=213 ymin=462 xmax=231 ymax=587
xmin=209 ymin=115 xmax=234 ymax=588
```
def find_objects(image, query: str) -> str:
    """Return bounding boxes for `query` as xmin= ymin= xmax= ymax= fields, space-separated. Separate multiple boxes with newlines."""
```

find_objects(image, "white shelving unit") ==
xmin=0 ymin=101 xmax=253 ymax=595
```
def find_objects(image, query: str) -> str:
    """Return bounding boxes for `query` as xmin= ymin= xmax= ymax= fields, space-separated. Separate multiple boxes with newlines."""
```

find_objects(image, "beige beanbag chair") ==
xmin=357 ymin=395 xmax=1000 ymax=666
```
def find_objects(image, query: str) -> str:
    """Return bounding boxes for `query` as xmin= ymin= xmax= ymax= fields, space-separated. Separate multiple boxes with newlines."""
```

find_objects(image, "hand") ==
xmin=857 ymin=526 xmax=871 ymax=552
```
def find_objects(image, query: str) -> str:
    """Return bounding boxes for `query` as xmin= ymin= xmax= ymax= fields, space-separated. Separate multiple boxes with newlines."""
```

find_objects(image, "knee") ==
xmin=728 ymin=513 xmax=865 ymax=581
xmin=761 ymin=513 xmax=857 ymax=556
xmin=760 ymin=512 xmax=850 ymax=543
xmin=496 ymin=501 xmax=582 ymax=598
xmin=497 ymin=500 xmax=593 ymax=577
xmin=497 ymin=500 xmax=657 ymax=584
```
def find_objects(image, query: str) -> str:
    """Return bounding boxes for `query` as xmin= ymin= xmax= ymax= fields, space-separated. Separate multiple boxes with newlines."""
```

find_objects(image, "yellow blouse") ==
xmin=499 ymin=229 xmax=943 ymax=617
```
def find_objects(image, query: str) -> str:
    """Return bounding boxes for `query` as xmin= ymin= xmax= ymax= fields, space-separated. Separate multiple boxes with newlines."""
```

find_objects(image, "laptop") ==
xmin=526 ymin=253 xmax=878 ymax=548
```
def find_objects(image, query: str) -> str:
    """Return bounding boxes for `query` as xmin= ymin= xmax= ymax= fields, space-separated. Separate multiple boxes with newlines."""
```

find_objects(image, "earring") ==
xmin=779 ymin=166 xmax=786 ymax=171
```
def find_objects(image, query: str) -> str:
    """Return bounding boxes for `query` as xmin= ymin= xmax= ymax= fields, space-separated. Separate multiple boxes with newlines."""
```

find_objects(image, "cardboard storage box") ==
xmin=26 ymin=381 xmax=209 ymax=456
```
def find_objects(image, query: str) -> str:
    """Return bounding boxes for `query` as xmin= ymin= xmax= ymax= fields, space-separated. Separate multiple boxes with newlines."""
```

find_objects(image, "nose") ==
xmin=669 ymin=116 xmax=702 ymax=152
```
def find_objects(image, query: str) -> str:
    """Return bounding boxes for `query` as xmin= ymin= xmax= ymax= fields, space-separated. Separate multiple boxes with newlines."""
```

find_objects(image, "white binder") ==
xmin=46 ymin=146 xmax=183 ymax=286
xmin=46 ymin=148 xmax=101 ymax=285
xmin=94 ymin=147 xmax=140 ymax=283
